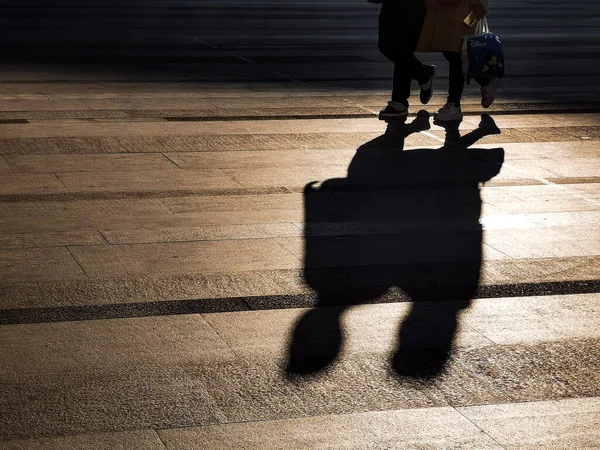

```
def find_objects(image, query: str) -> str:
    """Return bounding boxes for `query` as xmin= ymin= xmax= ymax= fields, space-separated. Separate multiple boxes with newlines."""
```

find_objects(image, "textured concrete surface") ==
xmin=1 ymin=0 xmax=599 ymax=447
xmin=458 ymin=397 xmax=600 ymax=449
xmin=0 ymin=430 xmax=166 ymax=450
xmin=158 ymin=407 xmax=504 ymax=450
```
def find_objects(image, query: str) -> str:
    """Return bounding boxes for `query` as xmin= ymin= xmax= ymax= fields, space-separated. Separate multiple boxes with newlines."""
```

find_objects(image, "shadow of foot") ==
xmin=286 ymin=307 xmax=345 ymax=378
xmin=392 ymin=347 xmax=452 ymax=379
xmin=479 ymin=113 xmax=501 ymax=135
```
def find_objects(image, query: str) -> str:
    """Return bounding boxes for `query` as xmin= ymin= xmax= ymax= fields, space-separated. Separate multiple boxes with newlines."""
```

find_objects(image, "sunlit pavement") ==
xmin=1 ymin=0 xmax=599 ymax=448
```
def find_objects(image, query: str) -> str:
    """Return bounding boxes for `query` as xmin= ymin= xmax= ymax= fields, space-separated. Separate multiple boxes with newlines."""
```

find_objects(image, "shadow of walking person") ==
xmin=286 ymin=112 xmax=504 ymax=380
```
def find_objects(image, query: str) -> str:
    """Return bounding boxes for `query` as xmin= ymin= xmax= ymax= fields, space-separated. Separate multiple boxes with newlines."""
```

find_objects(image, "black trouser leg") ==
xmin=378 ymin=0 xmax=427 ymax=106
xmin=392 ymin=54 xmax=428 ymax=105
xmin=443 ymin=51 xmax=464 ymax=106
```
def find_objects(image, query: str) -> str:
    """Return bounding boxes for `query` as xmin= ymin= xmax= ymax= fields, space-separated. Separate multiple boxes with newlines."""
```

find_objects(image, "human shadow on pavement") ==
xmin=287 ymin=112 xmax=504 ymax=379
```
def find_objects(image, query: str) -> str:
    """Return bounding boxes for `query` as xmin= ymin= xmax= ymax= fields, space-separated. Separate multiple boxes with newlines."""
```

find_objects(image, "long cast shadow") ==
xmin=287 ymin=112 xmax=504 ymax=379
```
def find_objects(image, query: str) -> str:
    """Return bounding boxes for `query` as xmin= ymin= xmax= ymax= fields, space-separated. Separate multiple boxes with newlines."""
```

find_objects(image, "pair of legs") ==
xmin=391 ymin=51 xmax=464 ymax=108
xmin=390 ymin=53 xmax=433 ymax=107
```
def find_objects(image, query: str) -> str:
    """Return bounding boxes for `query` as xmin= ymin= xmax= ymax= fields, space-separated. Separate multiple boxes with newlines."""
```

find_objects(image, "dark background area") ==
xmin=1 ymin=0 xmax=599 ymax=99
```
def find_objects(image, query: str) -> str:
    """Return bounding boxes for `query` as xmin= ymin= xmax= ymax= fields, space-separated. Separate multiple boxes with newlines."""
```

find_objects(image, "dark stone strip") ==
xmin=163 ymin=107 xmax=600 ymax=123
xmin=1 ymin=279 xmax=599 ymax=325
xmin=164 ymin=114 xmax=376 ymax=122
xmin=2 ymin=106 xmax=599 ymax=123
xmin=0 ymin=119 xmax=29 ymax=124
xmin=0 ymin=78 xmax=294 ymax=84
xmin=2 ymin=175 xmax=599 ymax=203
xmin=0 ymin=186 xmax=293 ymax=203
xmin=6 ymin=174 xmax=600 ymax=203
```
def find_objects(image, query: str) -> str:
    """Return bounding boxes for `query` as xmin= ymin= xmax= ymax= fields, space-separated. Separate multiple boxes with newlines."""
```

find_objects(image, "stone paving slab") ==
xmin=132 ymin=208 xmax=302 ymax=229
xmin=69 ymin=239 xmax=300 ymax=278
xmin=0 ymin=247 xmax=86 ymax=283
xmin=83 ymin=98 xmax=217 ymax=111
xmin=163 ymin=142 xmax=600 ymax=171
xmin=0 ymin=118 xmax=385 ymax=139
xmin=160 ymin=192 xmax=306 ymax=213
xmin=56 ymin=169 xmax=242 ymax=193
xmin=458 ymin=397 xmax=600 ymax=450
xmin=97 ymin=211 xmax=600 ymax=246
xmin=0 ymin=366 xmax=221 ymax=442
xmin=205 ymin=294 xmax=600 ymax=361
xmin=2 ymin=114 xmax=598 ymax=141
xmin=221 ymin=166 xmax=349 ymax=189
xmin=0 ymin=201 xmax=146 ymax=233
xmin=0 ymin=230 xmax=105 ymax=249
xmin=1 ymin=131 xmax=596 ymax=162
xmin=0 ymin=430 xmax=166 ymax=450
xmin=101 ymin=223 xmax=302 ymax=244
xmin=486 ymin=198 xmax=598 ymax=214
xmin=1 ymin=295 xmax=597 ymax=441
xmin=5 ymin=153 xmax=178 ymax=173
xmin=175 ymin=339 xmax=597 ymax=424
xmin=158 ymin=407 xmax=503 ymax=450
xmin=484 ymin=227 xmax=600 ymax=259
xmin=0 ymin=174 xmax=68 ymax=196
xmin=0 ymin=156 xmax=13 ymax=173
xmin=0 ymin=256 xmax=595 ymax=313
xmin=0 ymin=282 xmax=43 ymax=310
xmin=0 ymin=133 xmax=382 ymax=155
xmin=165 ymin=148 xmax=357 ymax=170
xmin=564 ymin=183 xmax=600 ymax=200
xmin=0 ymin=315 xmax=235 ymax=374
xmin=36 ymin=272 xmax=286 ymax=308
xmin=534 ymin=158 xmax=600 ymax=178
xmin=498 ymin=159 xmax=600 ymax=180
xmin=156 ymin=397 xmax=600 ymax=450
xmin=0 ymin=99 xmax=91 ymax=112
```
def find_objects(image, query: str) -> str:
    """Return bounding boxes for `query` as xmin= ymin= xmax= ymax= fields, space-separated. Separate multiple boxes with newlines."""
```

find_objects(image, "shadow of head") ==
xmin=287 ymin=113 xmax=504 ymax=379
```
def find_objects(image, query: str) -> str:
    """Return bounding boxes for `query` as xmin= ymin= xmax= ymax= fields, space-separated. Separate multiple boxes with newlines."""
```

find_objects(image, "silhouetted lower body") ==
xmin=378 ymin=0 xmax=427 ymax=107
xmin=443 ymin=51 xmax=465 ymax=106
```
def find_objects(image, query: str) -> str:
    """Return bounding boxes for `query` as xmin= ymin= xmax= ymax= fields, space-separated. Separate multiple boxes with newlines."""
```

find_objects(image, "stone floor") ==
xmin=1 ymin=0 xmax=600 ymax=448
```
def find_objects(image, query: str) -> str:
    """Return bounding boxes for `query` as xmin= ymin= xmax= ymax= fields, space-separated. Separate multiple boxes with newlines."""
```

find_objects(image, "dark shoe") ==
xmin=419 ymin=65 xmax=436 ymax=105
xmin=379 ymin=101 xmax=408 ymax=120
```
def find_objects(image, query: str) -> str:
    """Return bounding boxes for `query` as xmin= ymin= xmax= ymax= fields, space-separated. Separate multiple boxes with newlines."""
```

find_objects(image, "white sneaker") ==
xmin=481 ymin=77 xmax=501 ymax=108
xmin=434 ymin=102 xmax=463 ymax=122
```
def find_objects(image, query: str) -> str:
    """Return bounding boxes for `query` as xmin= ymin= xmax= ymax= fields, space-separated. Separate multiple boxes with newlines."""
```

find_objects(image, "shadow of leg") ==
xmin=286 ymin=305 xmax=346 ymax=378
xmin=391 ymin=300 xmax=469 ymax=379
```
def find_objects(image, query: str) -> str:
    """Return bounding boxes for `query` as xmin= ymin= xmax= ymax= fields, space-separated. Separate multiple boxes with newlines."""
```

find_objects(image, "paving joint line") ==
xmin=161 ymin=152 xmax=182 ymax=169
xmin=453 ymin=406 xmax=508 ymax=449
xmin=151 ymin=429 xmax=169 ymax=450
xmin=97 ymin=230 xmax=112 ymax=245
xmin=65 ymin=246 xmax=90 ymax=280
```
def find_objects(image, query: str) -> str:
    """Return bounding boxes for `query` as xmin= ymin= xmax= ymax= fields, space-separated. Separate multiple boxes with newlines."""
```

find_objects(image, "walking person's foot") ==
xmin=379 ymin=101 xmax=408 ymax=120
xmin=481 ymin=77 xmax=501 ymax=108
xmin=419 ymin=65 xmax=436 ymax=105
xmin=434 ymin=102 xmax=463 ymax=122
